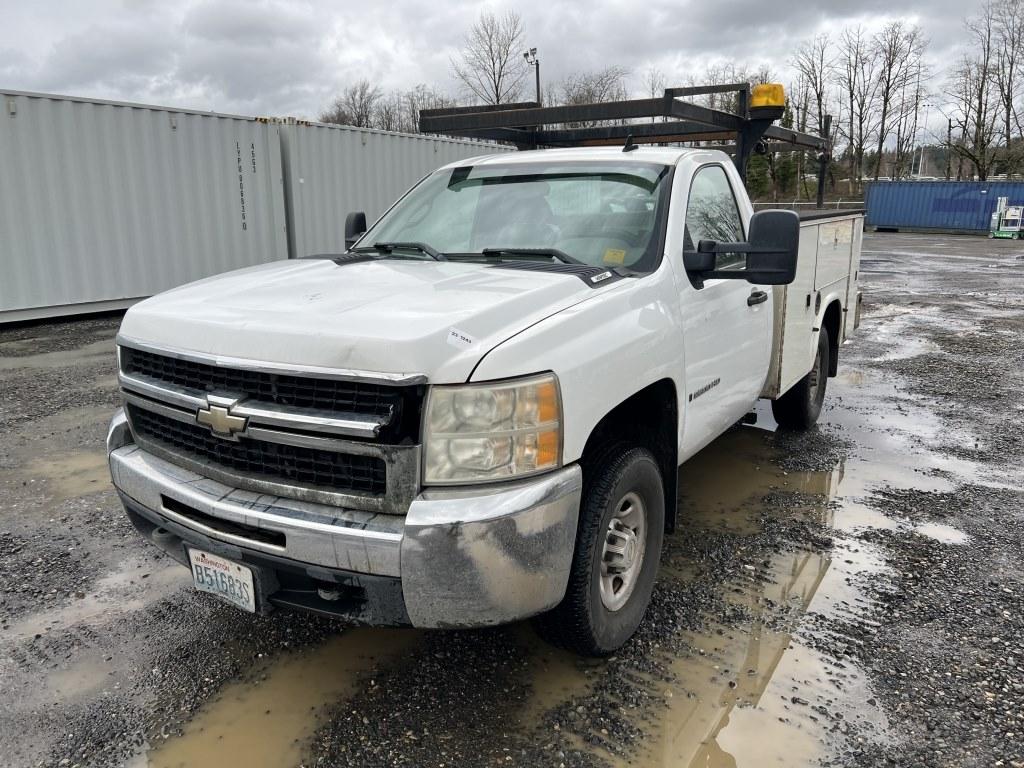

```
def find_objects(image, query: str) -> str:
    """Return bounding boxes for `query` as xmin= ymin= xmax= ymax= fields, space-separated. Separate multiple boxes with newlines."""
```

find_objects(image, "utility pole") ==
xmin=816 ymin=114 xmax=832 ymax=209
xmin=917 ymin=103 xmax=932 ymax=179
xmin=523 ymin=48 xmax=540 ymax=105
xmin=946 ymin=117 xmax=952 ymax=181
xmin=928 ymin=105 xmax=955 ymax=182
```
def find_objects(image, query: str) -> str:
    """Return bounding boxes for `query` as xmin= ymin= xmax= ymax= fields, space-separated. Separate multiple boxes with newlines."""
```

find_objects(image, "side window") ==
xmin=683 ymin=165 xmax=746 ymax=270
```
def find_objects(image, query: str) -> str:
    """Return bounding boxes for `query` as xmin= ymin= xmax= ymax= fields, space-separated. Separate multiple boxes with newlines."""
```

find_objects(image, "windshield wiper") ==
xmin=353 ymin=241 xmax=444 ymax=260
xmin=471 ymin=247 xmax=587 ymax=265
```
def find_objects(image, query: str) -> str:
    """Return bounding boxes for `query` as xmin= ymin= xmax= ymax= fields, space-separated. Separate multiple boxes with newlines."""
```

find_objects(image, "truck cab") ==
xmin=108 ymin=143 xmax=861 ymax=656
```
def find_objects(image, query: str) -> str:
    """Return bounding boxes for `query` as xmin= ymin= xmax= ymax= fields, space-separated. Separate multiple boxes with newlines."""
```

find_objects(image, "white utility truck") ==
xmin=107 ymin=86 xmax=862 ymax=655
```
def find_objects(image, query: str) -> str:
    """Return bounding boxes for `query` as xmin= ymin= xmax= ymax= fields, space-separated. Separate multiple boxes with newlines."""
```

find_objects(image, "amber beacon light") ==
xmin=750 ymin=83 xmax=786 ymax=109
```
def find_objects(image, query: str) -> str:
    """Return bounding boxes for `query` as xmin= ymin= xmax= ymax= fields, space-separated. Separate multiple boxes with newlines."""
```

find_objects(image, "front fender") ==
xmin=470 ymin=276 xmax=685 ymax=465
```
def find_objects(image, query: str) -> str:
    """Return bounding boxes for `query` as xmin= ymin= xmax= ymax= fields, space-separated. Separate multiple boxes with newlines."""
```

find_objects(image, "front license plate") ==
xmin=188 ymin=549 xmax=256 ymax=613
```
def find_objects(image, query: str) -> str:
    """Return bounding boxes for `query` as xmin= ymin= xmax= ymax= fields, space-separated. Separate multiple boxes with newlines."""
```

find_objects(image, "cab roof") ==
xmin=438 ymin=145 xmax=714 ymax=171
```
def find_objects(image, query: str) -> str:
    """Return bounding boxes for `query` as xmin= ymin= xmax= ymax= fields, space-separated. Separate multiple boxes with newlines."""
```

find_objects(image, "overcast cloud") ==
xmin=0 ymin=0 xmax=978 ymax=130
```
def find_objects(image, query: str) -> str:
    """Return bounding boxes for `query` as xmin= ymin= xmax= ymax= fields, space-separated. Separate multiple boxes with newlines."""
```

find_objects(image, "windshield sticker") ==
xmin=603 ymin=248 xmax=626 ymax=264
xmin=447 ymin=328 xmax=475 ymax=348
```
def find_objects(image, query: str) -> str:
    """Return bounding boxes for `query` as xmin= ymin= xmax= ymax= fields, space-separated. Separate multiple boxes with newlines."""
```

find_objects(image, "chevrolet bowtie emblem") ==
xmin=196 ymin=395 xmax=247 ymax=439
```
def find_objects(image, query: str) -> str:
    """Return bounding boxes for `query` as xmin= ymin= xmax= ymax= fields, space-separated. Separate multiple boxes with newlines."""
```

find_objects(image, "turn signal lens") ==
xmin=536 ymin=428 xmax=559 ymax=467
xmin=537 ymin=380 xmax=559 ymax=423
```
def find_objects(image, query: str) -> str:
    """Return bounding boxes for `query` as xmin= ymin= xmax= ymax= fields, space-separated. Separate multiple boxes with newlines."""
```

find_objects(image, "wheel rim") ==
xmin=599 ymin=491 xmax=647 ymax=612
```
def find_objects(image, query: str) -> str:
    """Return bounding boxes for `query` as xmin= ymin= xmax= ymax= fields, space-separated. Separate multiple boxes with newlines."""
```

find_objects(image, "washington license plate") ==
xmin=188 ymin=549 xmax=256 ymax=613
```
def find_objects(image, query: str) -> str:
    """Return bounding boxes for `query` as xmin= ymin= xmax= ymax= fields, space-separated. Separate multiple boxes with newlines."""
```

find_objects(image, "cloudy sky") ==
xmin=0 ymin=0 xmax=976 ymax=131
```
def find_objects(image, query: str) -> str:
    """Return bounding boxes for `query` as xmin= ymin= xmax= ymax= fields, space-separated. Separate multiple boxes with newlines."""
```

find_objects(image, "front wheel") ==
xmin=534 ymin=444 xmax=664 ymax=656
xmin=772 ymin=330 xmax=829 ymax=429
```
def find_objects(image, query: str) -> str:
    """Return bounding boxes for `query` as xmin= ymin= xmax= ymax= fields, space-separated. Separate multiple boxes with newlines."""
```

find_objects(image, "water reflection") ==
xmin=622 ymin=427 xmax=884 ymax=767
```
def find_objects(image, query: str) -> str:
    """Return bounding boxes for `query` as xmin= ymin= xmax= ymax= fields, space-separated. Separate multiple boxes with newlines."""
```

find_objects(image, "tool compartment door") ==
xmin=814 ymin=218 xmax=855 ymax=291
xmin=844 ymin=217 xmax=863 ymax=339
xmin=766 ymin=222 xmax=820 ymax=398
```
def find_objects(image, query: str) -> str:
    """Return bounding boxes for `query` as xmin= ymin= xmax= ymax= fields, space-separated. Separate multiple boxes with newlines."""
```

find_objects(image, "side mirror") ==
xmin=344 ymin=211 xmax=367 ymax=250
xmin=683 ymin=209 xmax=800 ymax=286
xmin=744 ymin=209 xmax=799 ymax=285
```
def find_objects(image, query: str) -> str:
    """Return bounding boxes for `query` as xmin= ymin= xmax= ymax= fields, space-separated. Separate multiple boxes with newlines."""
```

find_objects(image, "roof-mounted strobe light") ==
xmin=750 ymin=83 xmax=786 ymax=109
xmin=748 ymin=83 xmax=786 ymax=123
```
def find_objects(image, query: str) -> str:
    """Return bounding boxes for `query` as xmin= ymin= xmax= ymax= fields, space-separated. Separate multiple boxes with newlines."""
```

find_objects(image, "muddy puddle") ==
xmin=0 ymin=404 xmax=114 ymax=493
xmin=0 ymin=337 xmax=113 ymax=371
xmin=914 ymin=521 xmax=970 ymax=545
xmin=148 ymin=629 xmax=418 ymax=768
xmin=19 ymin=449 xmax=111 ymax=503
xmin=601 ymin=428 xmax=891 ymax=768
xmin=6 ymin=557 xmax=185 ymax=642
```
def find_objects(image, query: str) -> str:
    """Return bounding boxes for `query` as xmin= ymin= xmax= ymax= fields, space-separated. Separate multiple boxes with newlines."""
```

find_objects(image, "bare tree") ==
xmin=871 ymin=22 xmax=926 ymax=179
xmin=791 ymin=34 xmax=834 ymax=137
xmin=451 ymin=11 xmax=528 ymax=105
xmin=374 ymin=91 xmax=406 ymax=133
xmin=836 ymin=26 xmax=881 ymax=191
xmin=683 ymin=62 xmax=753 ymax=112
xmin=319 ymin=81 xmax=457 ymax=134
xmin=560 ymin=66 xmax=630 ymax=105
xmin=404 ymin=84 xmax=458 ymax=134
xmin=556 ymin=67 xmax=630 ymax=128
xmin=994 ymin=0 xmax=1024 ymax=174
xmin=749 ymin=65 xmax=774 ymax=86
xmin=318 ymin=97 xmax=351 ymax=125
xmin=319 ymin=79 xmax=382 ymax=128
xmin=892 ymin=63 xmax=928 ymax=179
xmin=642 ymin=66 xmax=667 ymax=123
xmin=643 ymin=66 xmax=666 ymax=99
xmin=944 ymin=3 xmax=1001 ymax=180
xmin=788 ymin=76 xmax=813 ymax=198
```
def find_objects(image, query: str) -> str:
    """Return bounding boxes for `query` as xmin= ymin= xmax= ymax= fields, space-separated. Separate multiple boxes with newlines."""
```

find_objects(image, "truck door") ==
xmin=678 ymin=164 xmax=772 ymax=454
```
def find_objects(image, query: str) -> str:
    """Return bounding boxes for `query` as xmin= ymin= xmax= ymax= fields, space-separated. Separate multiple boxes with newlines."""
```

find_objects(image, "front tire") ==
xmin=535 ymin=444 xmax=664 ymax=656
xmin=772 ymin=330 xmax=829 ymax=429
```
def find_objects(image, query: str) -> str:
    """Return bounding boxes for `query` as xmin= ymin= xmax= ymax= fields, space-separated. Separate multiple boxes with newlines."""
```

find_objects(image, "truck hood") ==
xmin=118 ymin=258 xmax=598 ymax=382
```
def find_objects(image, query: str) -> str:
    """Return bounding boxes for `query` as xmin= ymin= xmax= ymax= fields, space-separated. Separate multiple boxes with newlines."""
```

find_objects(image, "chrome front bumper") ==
xmin=107 ymin=409 xmax=582 ymax=628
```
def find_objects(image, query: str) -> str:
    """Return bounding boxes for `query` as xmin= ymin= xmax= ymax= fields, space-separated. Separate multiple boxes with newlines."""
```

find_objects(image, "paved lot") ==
xmin=0 ymin=231 xmax=1022 ymax=768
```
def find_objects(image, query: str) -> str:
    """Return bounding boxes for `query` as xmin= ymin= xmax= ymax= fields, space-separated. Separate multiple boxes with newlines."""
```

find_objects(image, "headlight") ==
xmin=423 ymin=373 xmax=562 ymax=484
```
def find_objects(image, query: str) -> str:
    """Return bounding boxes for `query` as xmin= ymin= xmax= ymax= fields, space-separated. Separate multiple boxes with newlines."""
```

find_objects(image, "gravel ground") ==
xmin=0 ymin=231 xmax=1021 ymax=768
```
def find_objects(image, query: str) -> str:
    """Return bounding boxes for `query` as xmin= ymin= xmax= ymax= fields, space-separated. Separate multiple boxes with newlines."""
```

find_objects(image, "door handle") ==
xmin=747 ymin=290 xmax=768 ymax=306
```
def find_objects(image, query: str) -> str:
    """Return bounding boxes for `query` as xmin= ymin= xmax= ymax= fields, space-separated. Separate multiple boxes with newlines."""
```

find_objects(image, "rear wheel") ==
xmin=534 ymin=444 xmax=664 ymax=656
xmin=772 ymin=330 xmax=829 ymax=429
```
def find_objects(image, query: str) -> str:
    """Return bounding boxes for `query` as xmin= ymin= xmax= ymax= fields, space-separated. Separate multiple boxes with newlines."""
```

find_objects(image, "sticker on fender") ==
xmin=188 ymin=548 xmax=256 ymax=613
xmin=446 ymin=327 xmax=475 ymax=348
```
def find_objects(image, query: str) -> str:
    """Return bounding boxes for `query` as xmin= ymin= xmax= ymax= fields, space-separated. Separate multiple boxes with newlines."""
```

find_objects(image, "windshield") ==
xmin=359 ymin=161 xmax=672 ymax=272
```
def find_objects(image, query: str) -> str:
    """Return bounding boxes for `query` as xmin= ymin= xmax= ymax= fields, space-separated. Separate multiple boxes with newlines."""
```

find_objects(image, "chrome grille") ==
xmin=117 ymin=339 xmax=423 ymax=514
xmin=120 ymin=345 xmax=422 ymax=441
xmin=128 ymin=405 xmax=387 ymax=494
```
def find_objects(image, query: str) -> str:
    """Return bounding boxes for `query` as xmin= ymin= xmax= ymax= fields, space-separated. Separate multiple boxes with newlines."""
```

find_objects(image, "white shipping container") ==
xmin=278 ymin=120 xmax=512 ymax=259
xmin=0 ymin=90 xmax=289 ymax=322
xmin=0 ymin=91 xmax=514 ymax=322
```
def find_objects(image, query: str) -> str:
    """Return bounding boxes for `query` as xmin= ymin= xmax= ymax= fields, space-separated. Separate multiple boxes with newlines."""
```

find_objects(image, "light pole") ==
xmin=523 ymin=48 xmax=540 ymax=106
xmin=917 ymin=102 xmax=932 ymax=178
xmin=927 ymin=103 xmax=955 ymax=181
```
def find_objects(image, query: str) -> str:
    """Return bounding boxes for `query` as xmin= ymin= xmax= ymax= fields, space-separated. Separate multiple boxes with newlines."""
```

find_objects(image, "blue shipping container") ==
xmin=865 ymin=180 xmax=1024 ymax=233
